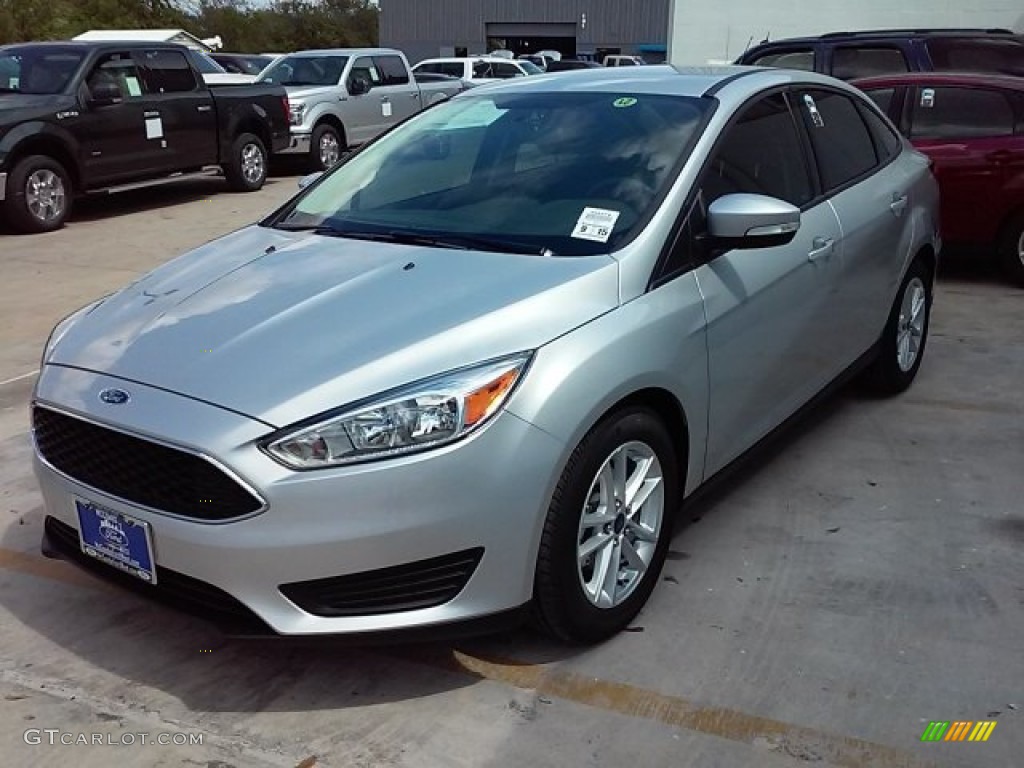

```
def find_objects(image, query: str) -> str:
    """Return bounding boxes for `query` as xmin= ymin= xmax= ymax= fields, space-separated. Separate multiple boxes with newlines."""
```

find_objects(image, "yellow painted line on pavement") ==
xmin=0 ymin=547 xmax=941 ymax=768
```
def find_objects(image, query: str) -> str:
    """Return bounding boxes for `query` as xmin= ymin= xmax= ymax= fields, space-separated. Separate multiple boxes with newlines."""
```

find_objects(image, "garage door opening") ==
xmin=486 ymin=22 xmax=577 ymax=59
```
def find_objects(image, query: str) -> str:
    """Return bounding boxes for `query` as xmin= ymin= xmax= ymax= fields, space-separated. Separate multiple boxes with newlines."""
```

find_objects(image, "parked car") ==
xmin=547 ymin=59 xmax=604 ymax=72
xmin=32 ymin=66 xmax=939 ymax=644
xmin=0 ymin=41 xmax=290 ymax=233
xmin=854 ymin=72 xmax=1024 ymax=285
xmin=412 ymin=56 xmax=542 ymax=85
xmin=603 ymin=55 xmax=646 ymax=67
xmin=259 ymin=48 xmax=465 ymax=172
xmin=737 ymin=28 xmax=1024 ymax=80
xmin=211 ymin=52 xmax=275 ymax=76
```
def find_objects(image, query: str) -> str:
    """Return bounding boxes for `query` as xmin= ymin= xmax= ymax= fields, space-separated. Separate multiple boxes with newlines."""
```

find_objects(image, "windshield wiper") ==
xmin=274 ymin=225 xmax=553 ymax=255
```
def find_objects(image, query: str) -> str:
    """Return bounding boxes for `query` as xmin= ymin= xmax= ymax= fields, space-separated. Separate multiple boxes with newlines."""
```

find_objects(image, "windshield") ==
xmin=519 ymin=60 xmax=544 ymax=75
xmin=0 ymin=47 xmax=86 ymax=94
xmin=270 ymin=91 xmax=711 ymax=256
xmin=260 ymin=55 xmax=349 ymax=86
xmin=189 ymin=50 xmax=226 ymax=75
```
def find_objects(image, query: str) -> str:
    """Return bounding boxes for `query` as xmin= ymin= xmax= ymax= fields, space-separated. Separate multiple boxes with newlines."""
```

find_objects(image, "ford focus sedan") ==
xmin=32 ymin=66 xmax=940 ymax=644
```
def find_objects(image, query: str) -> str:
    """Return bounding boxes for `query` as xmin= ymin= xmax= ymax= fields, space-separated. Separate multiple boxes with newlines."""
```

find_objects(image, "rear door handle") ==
xmin=890 ymin=194 xmax=908 ymax=217
xmin=196 ymin=105 xmax=212 ymax=113
xmin=808 ymin=236 xmax=835 ymax=262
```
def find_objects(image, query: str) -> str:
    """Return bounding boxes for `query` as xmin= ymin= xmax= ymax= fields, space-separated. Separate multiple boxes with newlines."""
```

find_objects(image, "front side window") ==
xmin=798 ymin=89 xmax=879 ymax=191
xmin=260 ymin=55 xmax=348 ymax=86
xmin=136 ymin=49 xmax=198 ymax=93
xmin=907 ymin=86 xmax=1015 ymax=139
xmin=415 ymin=61 xmax=465 ymax=78
xmin=926 ymin=37 xmax=1024 ymax=77
xmin=375 ymin=55 xmax=409 ymax=86
xmin=349 ymin=56 xmax=381 ymax=90
xmin=85 ymin=52 xmax=144 ymax=99
xmin=831 ymin=46 xmax=909 ymax=80
xmin=701 ymin=92 xmax=814 ymax=207
xmin=751 ymin=48 xmax=815 ymax=71
xmin=270 ymin=92 xmax=711 ymax=256
xmin=0 ymin=46 xmax=85 ymax=94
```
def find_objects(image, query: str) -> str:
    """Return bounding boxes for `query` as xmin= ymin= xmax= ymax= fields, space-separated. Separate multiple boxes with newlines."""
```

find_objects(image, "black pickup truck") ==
xmin=0 ymin=41 xmax=290 ymax=233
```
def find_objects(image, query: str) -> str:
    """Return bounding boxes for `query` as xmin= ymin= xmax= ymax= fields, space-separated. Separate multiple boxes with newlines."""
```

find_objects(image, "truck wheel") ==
xmin=310 ymin=124 xmax=344 ymax=172
xmin=224 ymin=133 xmax=267 ymax=192
xmin=3 ymin=155 xmax=72 ymax=234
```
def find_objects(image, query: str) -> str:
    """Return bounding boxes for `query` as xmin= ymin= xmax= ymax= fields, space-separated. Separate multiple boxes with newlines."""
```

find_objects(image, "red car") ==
xmin=854 ymin=72 xmax=1024 ymax=285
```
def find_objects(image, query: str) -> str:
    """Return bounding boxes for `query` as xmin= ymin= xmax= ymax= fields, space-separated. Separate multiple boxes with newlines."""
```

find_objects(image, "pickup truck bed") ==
xmin=0 ymin=40 xmax=290 ymax=233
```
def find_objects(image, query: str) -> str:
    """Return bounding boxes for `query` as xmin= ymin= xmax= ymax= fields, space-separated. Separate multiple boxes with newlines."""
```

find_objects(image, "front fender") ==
xmin=0 ymin=120 xmax=81 ymax=176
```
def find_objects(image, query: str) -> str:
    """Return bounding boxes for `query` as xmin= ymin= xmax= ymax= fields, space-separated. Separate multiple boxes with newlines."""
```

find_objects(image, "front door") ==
xmin=695 ymin=91 xmax=843 ymax=475
xmin=76 ymin=51 xmax=158 ymax=186
xmin=133 ymin=48 xmax=217 ymax=171
xmin=345 ymin=56 xmax=385 ymax=145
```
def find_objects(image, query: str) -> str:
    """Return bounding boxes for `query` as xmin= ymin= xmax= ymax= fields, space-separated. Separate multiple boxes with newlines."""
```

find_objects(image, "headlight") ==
xmin=263 ymin=353 xmax=532 ymax=469
xmin=289 ymin=103 xmax=306 ymax=126
xmin=41 ymin=298 xmax=107 ymax=365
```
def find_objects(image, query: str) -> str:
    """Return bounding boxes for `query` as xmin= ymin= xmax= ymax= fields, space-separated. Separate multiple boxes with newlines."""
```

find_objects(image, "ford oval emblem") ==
xmin=98 ymin=388 xmax=131 ymax=405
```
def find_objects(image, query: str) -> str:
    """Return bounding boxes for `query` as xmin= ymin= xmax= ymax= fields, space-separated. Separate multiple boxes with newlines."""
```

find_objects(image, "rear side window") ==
xmin=831 ymin=47 xmax=909 ymax=80
xmin=135 ymin=49 xmax=198 ymax=93
xmin=751 ymin=49 xmax=815 ymax=71
xmin=375 ymin=55 xmax=409 ymax=86
xmin=926 ymin=37 xmax=1024 ymax=77
xmin=416 ymin=61 xmax=465 ymax=78
xmin=907 ymin=86 xmax=1015 ymax=139
xmin=798 ymin=89 xmax=879 ymax=191
xmin=701 ymin=92 xmax=814 ymax=207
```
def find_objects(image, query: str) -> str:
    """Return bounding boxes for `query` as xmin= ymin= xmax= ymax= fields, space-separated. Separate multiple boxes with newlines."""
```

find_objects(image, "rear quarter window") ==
xmin=798 ymin=89 xmax=880 ymax=191
xmin=926 ymin=37 xmax=1024 ymax=77
xmin=831 ymin=47 xmax=909 ymax=80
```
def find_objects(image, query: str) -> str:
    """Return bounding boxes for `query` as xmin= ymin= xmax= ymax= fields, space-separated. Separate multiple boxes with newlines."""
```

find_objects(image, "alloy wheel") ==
xmin=319 ymin=133 xmax=340 ymax=168
xmin=241 ymin=143 xmax=264 ymax=185
xmin=25 ymin=169 xmax=66 ymax=224
xmin=897 ymin=276 xmax=926 ymax=372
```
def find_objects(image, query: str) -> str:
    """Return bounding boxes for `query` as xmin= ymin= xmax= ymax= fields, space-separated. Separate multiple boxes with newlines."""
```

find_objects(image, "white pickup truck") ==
xmin=259 ymin=48 xmax=467 ymax=171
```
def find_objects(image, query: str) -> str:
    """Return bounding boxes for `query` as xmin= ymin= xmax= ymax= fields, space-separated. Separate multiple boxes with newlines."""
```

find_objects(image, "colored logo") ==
xmin=98 ymin=388 xmax=131 ymax=405
xmin=613 ymin=97 xmax=637 ymax=108
xmin=921 ymin=721 xmax=997 ymax=742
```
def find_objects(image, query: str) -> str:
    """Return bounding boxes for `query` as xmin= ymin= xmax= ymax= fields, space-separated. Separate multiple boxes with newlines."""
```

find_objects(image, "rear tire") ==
xmin=996 ymin=211 xmax=1024 ymax=287
xmin=862 ymin=256 xmax=932 ymax=395
xmin=532 ymin=407 xmax=678 ymax=644
xmin=2 ymin=155 xmax=72 ymax=233
xmin=223 ymin=133 xmax=267 ymax=192
xmin=309 ymin=123 xmax=344 ymax=172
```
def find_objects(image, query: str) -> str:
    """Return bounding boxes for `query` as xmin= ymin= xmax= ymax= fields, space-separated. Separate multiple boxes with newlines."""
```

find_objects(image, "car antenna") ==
xmin=742 ymin=36 xmax=755 ymax=56
xmin=760 ymin=31 xmax=771 ymax=45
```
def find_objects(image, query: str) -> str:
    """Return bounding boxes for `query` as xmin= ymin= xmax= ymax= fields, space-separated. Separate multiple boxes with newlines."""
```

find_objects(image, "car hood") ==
xmin=48 ymin=225 xmax=619 ymax=428
xmin=0 ymin=93 xmax=73 ymax=124
xmin=283 ymin=85 xmax=337 ymax=102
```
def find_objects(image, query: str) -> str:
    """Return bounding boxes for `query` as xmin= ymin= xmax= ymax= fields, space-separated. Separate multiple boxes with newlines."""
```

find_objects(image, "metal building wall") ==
xmin=380 ymin=0 xmax=671 ymax=64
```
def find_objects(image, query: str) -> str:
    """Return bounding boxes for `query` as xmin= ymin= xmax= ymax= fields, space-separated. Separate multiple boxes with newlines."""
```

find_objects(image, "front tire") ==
xmin=863 ymin=256 xmax=932 ymax=394
xmin=533 ymin=407 xmax=679 ymax=644
xmin=309 ymin=123 xmax=344 ymax=172
xmin=3 ymin=155 xmax=72 ymax=233
xmin=997 ymin=211 xmax=1024 ymax=287
xmin=223 ymin=133 xmax=267 ymax=192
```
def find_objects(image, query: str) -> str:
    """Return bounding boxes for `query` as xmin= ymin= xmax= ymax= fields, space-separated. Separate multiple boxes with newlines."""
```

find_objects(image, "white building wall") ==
xmin=667 ymin=0 xmax=1024 ymax=65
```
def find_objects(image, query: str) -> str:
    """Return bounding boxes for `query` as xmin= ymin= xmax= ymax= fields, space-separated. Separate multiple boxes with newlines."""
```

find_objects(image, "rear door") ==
xmin=903 ymin=84 xmax=1021 ymax=246
xmin=76 ymin=50 xmax=155 ymax=185
xmin=133 ymin=48 xmax=217 ymax=171
xmin=793 ymin=87 xmax=914 ymax=360
xmin=373 ymin=54 xmax=420 ymax=127
xmin=695 ymin=90 xmax=842 ymax=473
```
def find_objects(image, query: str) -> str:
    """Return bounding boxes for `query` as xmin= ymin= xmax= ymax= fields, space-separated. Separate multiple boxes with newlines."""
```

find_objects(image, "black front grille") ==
xmin=33 ymin=406 xmax=262 ymax=521
xmin=44 ymin=516 xmax=273 ymax=635
xmin=279 ymin=548 xmax=484 ymax=617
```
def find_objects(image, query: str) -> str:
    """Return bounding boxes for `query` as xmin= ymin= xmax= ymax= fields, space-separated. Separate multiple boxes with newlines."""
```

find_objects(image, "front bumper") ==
xmin=277 ymin=132 xmax=311 ymax=155
xmin=32 ymin=365 xmax=566 ymax=636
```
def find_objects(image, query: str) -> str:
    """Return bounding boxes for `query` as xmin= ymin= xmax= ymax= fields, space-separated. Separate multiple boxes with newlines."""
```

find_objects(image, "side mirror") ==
xmin=88 ymin=82 xmax=123 ymax=106
xmin=706 ymin=193 xmax=800 ymax=249
xmin=297 ymin=171 xmax=323 ymax=190
xmin=348 ymin=75 xmax=370 ymax=96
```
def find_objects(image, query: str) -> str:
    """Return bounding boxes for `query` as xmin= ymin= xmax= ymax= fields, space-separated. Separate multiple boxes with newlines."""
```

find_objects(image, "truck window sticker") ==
xmin=920 ymin=88 xmax=935 ymax=108
xmin=803 ymin=94 xmax=825 ymax=128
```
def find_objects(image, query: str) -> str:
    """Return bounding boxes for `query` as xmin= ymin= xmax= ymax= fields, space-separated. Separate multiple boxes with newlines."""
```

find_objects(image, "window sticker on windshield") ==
xmin=125 ymin=76 xmax=142 ymax=97
xmin=613 ymin=97 xmax=638 ymax=108
xmin=920 ymin=88 xmax=935 ymax=108
xmin=572 ymin=207 xmax=621 ymax=243
xmin=803 ymin=94 xmax=824 ymax=128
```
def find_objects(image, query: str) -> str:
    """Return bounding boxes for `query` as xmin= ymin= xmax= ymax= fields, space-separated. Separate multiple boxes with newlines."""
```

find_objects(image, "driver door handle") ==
xmin=890 ymin=193 xmax=908 ymax=217
xmin=808 ymin=236 xmax=835 ymax=262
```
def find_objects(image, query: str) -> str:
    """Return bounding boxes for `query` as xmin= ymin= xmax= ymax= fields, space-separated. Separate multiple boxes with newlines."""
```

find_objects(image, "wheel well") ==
xmin=9 ymin=137 xmax=80 ymax=191
xmin=996 ymin=205 xmax=1024 ymax=247
xmin=606 ymin=388 xmax=690 ymax=487
xmin=915 ymin=243 xmax=937 ymax=283
xmin=235 ymin=118 xmax=271 ymax=152
xmin=314 ymin=115 xmax=346 ymax=146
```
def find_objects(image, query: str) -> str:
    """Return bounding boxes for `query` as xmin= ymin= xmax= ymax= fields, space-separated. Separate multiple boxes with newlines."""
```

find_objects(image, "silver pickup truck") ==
xmin=259 ymin=48 xmax=466 ymax=171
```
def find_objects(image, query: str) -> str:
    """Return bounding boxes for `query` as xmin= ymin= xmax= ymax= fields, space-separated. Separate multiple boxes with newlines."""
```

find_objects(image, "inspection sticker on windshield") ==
xmin=613 ymin=97 xmax=637 ymax=108
xmin=572 ymin=207 xmax=621 ymax=243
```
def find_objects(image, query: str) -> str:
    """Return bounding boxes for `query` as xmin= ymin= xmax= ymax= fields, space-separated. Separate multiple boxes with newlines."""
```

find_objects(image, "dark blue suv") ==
xmin=736 ymin=28 xmax=1024 ymax=81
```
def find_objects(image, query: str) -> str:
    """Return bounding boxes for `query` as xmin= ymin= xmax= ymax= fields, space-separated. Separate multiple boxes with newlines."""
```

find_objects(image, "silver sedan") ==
xmin=32 ymin=66 xmax=939 ymax=643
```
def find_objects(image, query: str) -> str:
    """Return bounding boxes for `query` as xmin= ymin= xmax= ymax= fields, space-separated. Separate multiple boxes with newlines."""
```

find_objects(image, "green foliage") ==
xmin=0 ymin=0 xmax=380 ymax=52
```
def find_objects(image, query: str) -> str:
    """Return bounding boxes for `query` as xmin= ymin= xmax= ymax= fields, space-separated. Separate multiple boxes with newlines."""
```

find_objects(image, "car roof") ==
xmin=746 ymin=28 xmax=1019 ymax=48
xmin=462 ymin=64 xmax=860 ymax=101
xmin=853 ymin=71 xmax=1024 ymax=91
xmin=417 ymin=57 xmax=522 ymax=64
xmin=0 ymin=40 xmax=193 ymax=52
xmin=286 ymin=48 xmax=401 ymax=57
